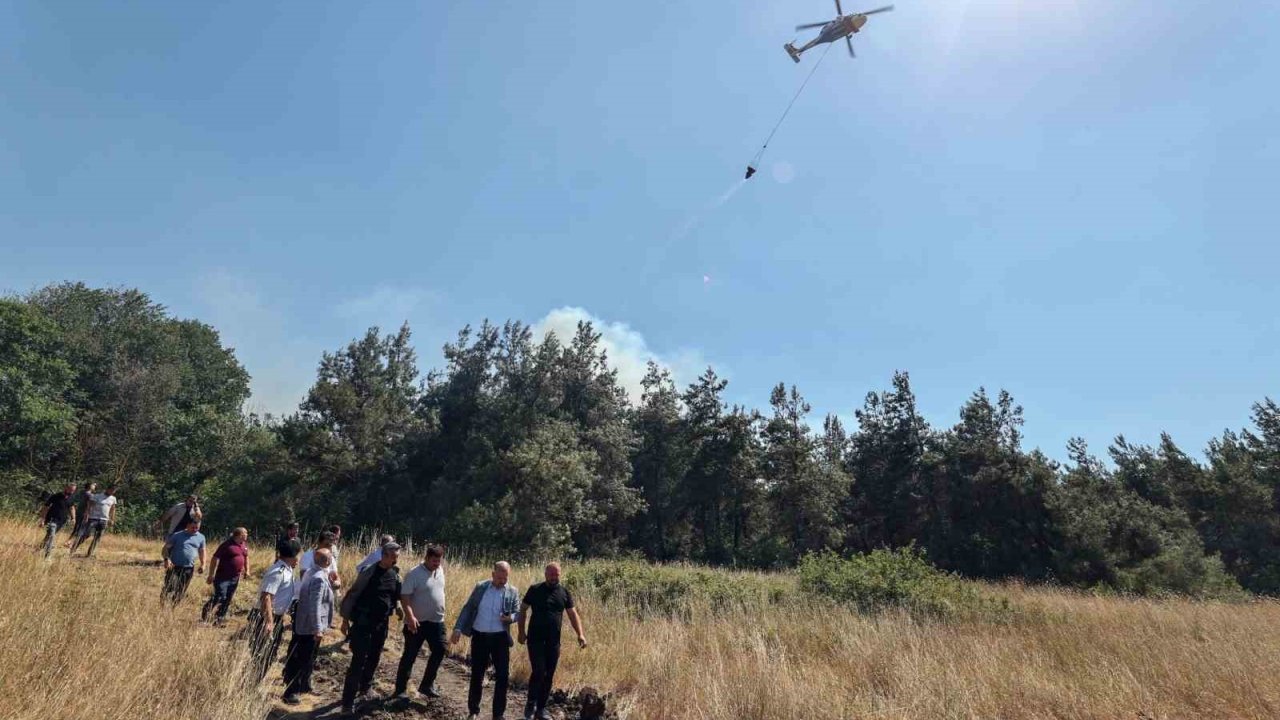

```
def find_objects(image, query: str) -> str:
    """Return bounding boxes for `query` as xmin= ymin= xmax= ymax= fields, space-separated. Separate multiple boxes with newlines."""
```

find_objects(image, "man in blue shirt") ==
xmin=161 ymin=518 xmax=206 ymax=606
xmin=451 ymin=561 xmax=520 ymax=720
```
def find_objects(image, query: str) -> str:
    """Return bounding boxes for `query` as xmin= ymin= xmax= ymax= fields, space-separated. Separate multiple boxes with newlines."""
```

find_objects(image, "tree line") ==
xmin=2 ymin=282 xmax=1277 ymax=595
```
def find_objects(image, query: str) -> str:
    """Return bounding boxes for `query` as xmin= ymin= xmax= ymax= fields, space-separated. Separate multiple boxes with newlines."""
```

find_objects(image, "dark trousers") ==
xmin=282 ymin=632 xmax=320 ymax=696
xmin=394 ymin=621 xmax=447 ymax=694
xmin=162 ymin=566 xmax=196 ymax=604
xmin=468 ymin=632 xmax=511 ymax=718
xmin=70 ymin=519 xmax=107 ymax=557
xmin=202 ymin=578 xmax=239 ymax=622
xmin=342 ymin=619 xmax=389 ymax=707
xmin=247 ymin=607 xmax=288 ymax=682
xmin=525 ymin=635 xmax=562 ymax=716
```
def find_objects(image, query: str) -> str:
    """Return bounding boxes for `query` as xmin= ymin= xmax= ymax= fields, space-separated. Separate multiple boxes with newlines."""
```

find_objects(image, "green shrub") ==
xmin=564 ymin=560 xmax=796 ymax=617
xmin=796 ymin=547 xmax=1010 ymax=621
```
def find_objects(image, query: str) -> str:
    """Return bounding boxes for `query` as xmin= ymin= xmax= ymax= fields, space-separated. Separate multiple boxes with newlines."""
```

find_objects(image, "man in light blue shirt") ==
xmin=283 ymin=548 xmax=335 ymax=704
xmin=161 ymin=519 xmax=206 ymax=606
xmin=451 ymin=561 xmax=520 ymax=720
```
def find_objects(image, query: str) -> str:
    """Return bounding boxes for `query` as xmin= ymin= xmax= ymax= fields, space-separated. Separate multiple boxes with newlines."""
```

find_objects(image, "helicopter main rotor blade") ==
xmin=835 ymin=0 xmax=844 ymax=17
xmin=846 ymin=36 xmax=856 ymax=58
xmin=795 ymin=21 xmax=828 ymax=30
xmin=858 ymin=4 xmax=895 ymax=15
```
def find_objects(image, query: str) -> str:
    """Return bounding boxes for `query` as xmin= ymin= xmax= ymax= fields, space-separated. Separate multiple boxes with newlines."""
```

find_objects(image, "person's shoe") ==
xmin=391 ymin=690 xmax=409 ymax=701
xmin=421 ymin=685 xmax=442 ymax=698
xmin=524 ymin=712 xmax=535 ymax=720
xmin=282 ymin=694 xmax=301 ymax=706
xmin=340 ymin=705 xmax=355 ymax=717
xmin=213 ymin=617 xmax=227 ymax=628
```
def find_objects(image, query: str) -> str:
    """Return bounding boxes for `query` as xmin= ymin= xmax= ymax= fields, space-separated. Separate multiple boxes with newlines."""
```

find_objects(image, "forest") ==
xmin=3 ymin=282 xmax=1277 ymax=596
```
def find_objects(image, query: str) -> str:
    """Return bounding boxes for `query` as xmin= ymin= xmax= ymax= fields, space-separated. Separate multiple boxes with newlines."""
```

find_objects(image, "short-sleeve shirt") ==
xmin=166 ymin=530 xmax=206 ymax=568
xmin=258 ymin=560 xmax=297 ymax=615
xmin=401 ymin=564 xmax=446 ymax=624
xmin=44 ymin=493 xmax=74 ymax=525
xmin=86 ymin=493 xmax=117 ymax=521
xmin=212 ymin=539 xmax=249 ymax=581
xmin=353 ymin=564 xmax=401 ymax=623
xmin=523 ymin=581 xmax=575 ymax=641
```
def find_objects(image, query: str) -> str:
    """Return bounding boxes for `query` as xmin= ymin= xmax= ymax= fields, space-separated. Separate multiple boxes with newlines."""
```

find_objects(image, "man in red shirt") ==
xmin=202 ymin=527 xmax=250 ymax=626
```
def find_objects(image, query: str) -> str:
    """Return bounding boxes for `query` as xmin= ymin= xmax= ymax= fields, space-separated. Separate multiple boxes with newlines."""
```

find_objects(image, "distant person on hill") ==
xmin=393 ymin=544 xmax=448 ymax=700
xmin=65 ymin=481 xmax=96 ymax=547
xmin=202 ymin=527 xmax=250 ymax=626
xmin=36 ymin=483 xmax=76 ymax=559
xmin=276 ymin=522 xmax=301 ymax=559
xmin=355 ymin=534 xmax=395 ymax=574
xmin=282 ymin=547 xmax=336 ymax=705
xmin=451 ymin=561 xmax=521 ymax=720
xmin=161 ymin=518 xmax=206 ymax=606
xmin=158 ymin=494 xmax=202 ymax=537
xmin=249 ymin=537 xmax=301 ymax=682
xmin=339 ymin=541 xmax=403 ymax=715
xmin=518 ymin=562 xmax=587 ymax=720
xmin=69 ymin=485 xmax=118 ymax=558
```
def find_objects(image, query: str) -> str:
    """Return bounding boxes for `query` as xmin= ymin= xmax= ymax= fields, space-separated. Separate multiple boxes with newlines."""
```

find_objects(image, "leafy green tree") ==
xmin=763 ymin=383 xmax=844 ymax=561
xmin=929 ymin=389 xmax=1056 ymax=579
xmin=629 ymin=361 xmax=691 ymax=560
xmin=0 ymin=299 xmax=76 ymax=502
xmin=845 ymin=372 xmax=932 ymax=552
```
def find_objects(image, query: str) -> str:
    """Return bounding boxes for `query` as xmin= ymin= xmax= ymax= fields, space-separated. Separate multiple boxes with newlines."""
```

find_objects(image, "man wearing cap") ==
xmin=339 ymin=541 xmax=403 ymax=715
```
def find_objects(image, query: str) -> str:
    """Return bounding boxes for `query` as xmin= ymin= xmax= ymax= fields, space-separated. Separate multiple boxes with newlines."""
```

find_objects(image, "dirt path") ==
xmin=266 ymin=629 xmax=531 ymax=720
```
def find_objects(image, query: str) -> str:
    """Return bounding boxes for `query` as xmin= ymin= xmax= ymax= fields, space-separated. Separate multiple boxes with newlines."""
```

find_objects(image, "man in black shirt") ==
xmin=37 ymin=483 xmax=77 ymax=559
xmin=338 ymin=541 xmax=403 ymax=716
xmin=517 ymin=562 xmax=587 ymax=720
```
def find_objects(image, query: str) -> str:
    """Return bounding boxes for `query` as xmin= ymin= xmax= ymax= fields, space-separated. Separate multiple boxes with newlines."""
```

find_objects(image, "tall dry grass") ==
xmin=0 ymin=519 xmax=271 ymax=720
xmin=5 ymin=521 xmax=1280 ymax=720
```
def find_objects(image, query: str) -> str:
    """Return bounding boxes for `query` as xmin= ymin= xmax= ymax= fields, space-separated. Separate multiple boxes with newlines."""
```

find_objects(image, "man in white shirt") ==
xmin=394 ymin=544 xmax=448 ymax=699
xmin=249 ymin=537 xmax=300 ymax=682
xmin=69 ymin=485 xmax=118 ymax=558
xmin=355 ymin=534 xmax=396 ymax=574
xmin=451 ymin=561 xmax=520 ymax=720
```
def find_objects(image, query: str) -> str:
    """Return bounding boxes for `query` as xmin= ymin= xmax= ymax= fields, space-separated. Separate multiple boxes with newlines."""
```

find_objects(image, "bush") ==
xmin=796 ymin=547 xmax=1010 ymax=621
xmin=564 ymin=559 xmax=796 ymax=617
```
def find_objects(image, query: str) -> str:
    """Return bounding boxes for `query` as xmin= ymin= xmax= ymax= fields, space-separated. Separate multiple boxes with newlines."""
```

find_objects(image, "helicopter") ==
xmin=785 ymin=1 xmax=895 ymax=62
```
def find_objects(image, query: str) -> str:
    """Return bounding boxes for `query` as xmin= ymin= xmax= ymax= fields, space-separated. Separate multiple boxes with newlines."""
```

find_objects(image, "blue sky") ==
xmin=2 ymin=0 xmax=1276 ymax=460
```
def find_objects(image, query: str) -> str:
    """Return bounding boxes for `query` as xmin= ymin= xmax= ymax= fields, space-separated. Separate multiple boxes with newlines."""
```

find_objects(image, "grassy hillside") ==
xmin=4 ymin=520 xmax=1280 ymax=720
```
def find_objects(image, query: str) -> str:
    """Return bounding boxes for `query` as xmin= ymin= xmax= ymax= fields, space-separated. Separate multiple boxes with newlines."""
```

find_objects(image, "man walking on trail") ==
xmin=394 ymin=544 xmax=448 ymax=700
xmin=36 ymin=483 xmax=76 ymax=559
xmin=518 ymin=563 xmax=587 ymax=720
xmin=66 ymin=481 xmax=95 ymax=547
xmin=69 ymin=485 xmax=117 ymax=558
xmin=202 ymin=527 xmax=250 ymax=625
xmin=249 ymin=538 xmax=300 ymax=682
xmin=451 ymin=561 xmax=521 ymax=720
xmin=276 ymin=522 xmax=301 ymax=559
xmin=339 ymin=541 xmax=403 ymax=715
xmin=158 ymin=494 xmax=202 ymax=537
xmin=282 ymin=548 xmax=335 ymax=705
xmin=162 ymin=518 xmax=206 ymax=606
xmin=355 ymin=534 xmax=395 ymax=574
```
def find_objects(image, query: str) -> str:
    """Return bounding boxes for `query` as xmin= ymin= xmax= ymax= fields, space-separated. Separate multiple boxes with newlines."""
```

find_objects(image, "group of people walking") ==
xmin=35 ymin=481 xmax=118 ymax=559
xmin=147 ymin=501 xmax=588 ymax=720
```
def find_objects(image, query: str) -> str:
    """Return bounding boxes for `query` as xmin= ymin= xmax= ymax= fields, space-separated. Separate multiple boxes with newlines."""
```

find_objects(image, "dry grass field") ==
xmin=3 ymin=519 xmax=1279 ymax=720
